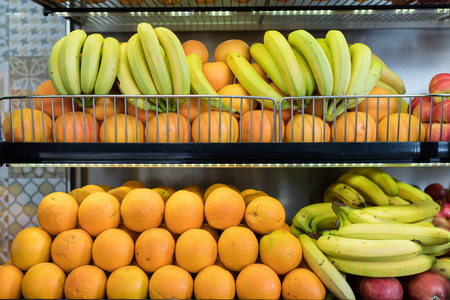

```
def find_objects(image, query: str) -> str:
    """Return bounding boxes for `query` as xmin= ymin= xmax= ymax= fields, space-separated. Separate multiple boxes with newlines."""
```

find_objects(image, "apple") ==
xmin=432 ymin=100 xmax=450 ymax=123
xmin=446 ymin=190 xmax=450 ymax=203
xmin=425 ymin=123 xmax=450 ymax=142
xmin=360 ymin=277 xmax=403 ymax=300
xmin=410 ymin=97 xmax=433 ymax=123
xmin=441 ymin=202 xmax=450 ymax=219
xmin=409 ymin=96 xmax=432 ymax=113
xmin=429 ymin=73 xmax=450 ymax=93
xmin=433 ymin=214 xmax=450 ymax=229
xmin=430 ymin=79 xmax=450 ymax=105
xmin=408 ymin=271 xmax=450 ymax=300
xmin=424 ymin=183 xmax=446 ymax=200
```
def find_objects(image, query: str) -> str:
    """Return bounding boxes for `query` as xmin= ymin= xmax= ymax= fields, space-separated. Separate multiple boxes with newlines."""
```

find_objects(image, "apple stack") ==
xmin=409 ymin=73 xmax=450 ymax=141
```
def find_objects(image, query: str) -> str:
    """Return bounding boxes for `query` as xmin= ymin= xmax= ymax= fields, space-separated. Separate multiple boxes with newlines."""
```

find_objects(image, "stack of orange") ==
xmin=0 ymin=180 xmax=326 ymax=300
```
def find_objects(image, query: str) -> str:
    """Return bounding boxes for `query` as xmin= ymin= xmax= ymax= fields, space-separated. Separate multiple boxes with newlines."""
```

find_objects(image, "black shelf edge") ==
xmin=1 ymin=142 xmax=449 ymax=166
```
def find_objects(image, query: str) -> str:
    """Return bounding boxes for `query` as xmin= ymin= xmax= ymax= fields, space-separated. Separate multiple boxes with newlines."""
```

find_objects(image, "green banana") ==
xmin=289 ymin=30 xmax=333 ymax=96
xmin=299 ymin=234 xmax=355 ymax=300
xmin=291 ymin=47 xmax=316 ymax=96
xmin=60 ymin=29 xmax=87 ymax=95
xmin=336 ymin=172 xmax=389 ymax=206
xmin=327 ymin=254 xmax=436 ymax=277
xmin=80 ymin=33 xmax=104 ymax=95
xmin=360 ymin=58 xmax=384 ymax=96
xmin=310 ymin=212 xmax=339 ymax=233
xmin=325 ymin=30 xmax=351 ymax=97
xmin=94 ymin=37 xmax=120 ymax=95
xmin=316 ymin=38 xmax=333 ymax=69
xmin=395 ymin=179 xmax=434 ymax=203
xmin=317 ymin=234 xmax=422 ymax=262
xmin=347 ymin=167 xmax=398 ymax=197
xmin=225 ymin=51 xmax=287 ymax=110
xmin=48 ymin=36 xmax=69 ymax=95
xmin=337 ymin=204 xmax=394 ymax=224
xmin=323 ymin=182 xmax=366 ymax=208
xmin=361 ymin=200 xmax=441 ymax=223
xmin=264 ymin=30 xmax=306 ymax=98
xmin=289 ymin=224 xmax=303 ymax=237
xmin=291 ymin=202 xmax=333 ymax=239
xmin=421 ymin=242 xmax=450 ymax=256
xmin=332 ymin=222 xmax=450 ymax=245
xmin=249 ymin=42 xmax=289 ymax=96
xmin=137 ymin=22 xmax=173 ymax=96
xmin=430 ymin=258 xmax=450 ymax=279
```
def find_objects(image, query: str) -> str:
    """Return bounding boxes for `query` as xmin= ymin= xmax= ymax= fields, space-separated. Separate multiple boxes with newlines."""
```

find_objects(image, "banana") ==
xmin=291 ymin=202 xmax=333 ymax=239
xmin=264 ymin=30 xmax=306 ymax=98
xmin=327 ymin=254 xmax=436 ymax=277
xmin=317 ymin=235 xmax=422 ymax=262
xmin=187 ymin=52 xmax=236 ymax=112
xmin=337 ymin=205 xmax=395 ymax=224
xmin=421 ymin=242 xmax=450 ymax=257
xmin=325 ymin=30 xmax=351 ymax=97
xmin=289 ymin=30 xmax=333 ymax=96
xmin=347 ymin=167 xmax=398 ymax=197
xmin=359 ymin=58 xmax=384 ymax=96
xmin=361 ymin=200 xmax=441 ymax=223
xmin=48 ymin=36 xmax=69 ymax=95
xmin=379 ymin=65 xmax=406 ymax=94
xmin=430 ymin=258 xmax=450 ymax=279
xmin=137 ymin=22 xmax=173 ymax=96
xmin=225 ymin=51 xmax=288 ymax=110
xmin=310 ymin=212 xmax=339 ymax=233
xmin=60 ymin=29 xmax=87 ymax=95
xmin=316 ymin=38 xmax=333 ymax=69
xmin=249 ymin=42 xmax=289 ymax=96
xmin=395 ymin=179 xmax=434 ymax=203
xmin=336 ymin=172 xmax=389 ymax=206
xmin=299 ymin=234 xmax=356 ymax=300
xmin=323 ymin=182 xmax=366 ymax=209
xmin=332 ymin=222 xmax=450 ymax=245
xmin=291 ymin=47 xmax=316 ymax=96
xmin=94 ymin=37 xmax=120 ymax=95
xmin=80 ymin=33 xmax=104 ymax=95
xmin=155 ymin=26 xmax=190 ymax=105
xmin=290 ymin=224 xmax=303 ymax=237
xmin=387 ymin=195 xmax=411 ymax=205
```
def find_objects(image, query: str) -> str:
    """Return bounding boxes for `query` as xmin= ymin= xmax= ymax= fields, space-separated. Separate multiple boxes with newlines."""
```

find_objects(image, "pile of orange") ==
xmin=0 ymin=180 xmax=326 ymax=300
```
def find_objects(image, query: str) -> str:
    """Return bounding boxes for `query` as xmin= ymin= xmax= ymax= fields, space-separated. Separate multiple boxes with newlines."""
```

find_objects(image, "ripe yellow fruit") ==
xmin=10 ymin=227 xmax=52 ymax=271
xmin=106 ymin=265 xmax=149 ymax=299
xmin=21 ymin=262 xmax=66 ymax=299
xmin=0 ymin=264 xmax=23 ymax=299
xmin=64 ymin=265 xmax=107 ymax=299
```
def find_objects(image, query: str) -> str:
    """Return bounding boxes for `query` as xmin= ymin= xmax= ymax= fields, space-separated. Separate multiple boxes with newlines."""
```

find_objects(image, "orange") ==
xmin=243 ymin=190 xmax=269 ymax=206
xmin=204 ymin=183 xmax=229 ymax=202
xmin=106 ymin=265 xmax=149 ymax=299
xmin=81 ymin=184 xmax=105 ymax=193
xmin=182 ymin=40 xmax=209 ymax=64
xmin=217 ymin=226 xmax=258 ymax=272
xmin=164 ymin=190 xmax=204 ymax=234
xmin=378 ymin=113 xmax=425 ymax=142
xmin=118 ymin=0 xmax=144 ymax=4
xmin=281 ymin=222 xmax=291 ymax=233
xmin=21 ymin=262 xmax=66 ymax=299
xmin=107 ymin=186 xmax=132 ymax=204
xmin=149 ymin=265 xmax=193 ymax=300
xmin=69 ymin=188 xmax=91 ymax=205
xmin=99 ymin=184 xmax=113 ymax=192
xmin=205 ymin=187 xmax=245 ymax=230
xmin=135 ymin=228 xmax=175 ymax=273
xmin=155 ymin=185 xmax=176 ymax=196
xmin=235 ymin=263 xmax=281 ymax=300
xmin=200 ymin=223 xmax=220 ymax=242
xmin=354 ymin=86 xmax=399 ymax=123
xmin=175 ymin=229 xmax=217 ymax=273
xmin=226 ymin=183 xmax=240 ymax=193
xmin=194 ymin=265 xmax=236 ymax=300
xmin=37 ymin=191 xmax=78 ymax=235
xmin=183 ymin=185 xmax=205 ymax=200
xmin=51 ymin=229 xmax=93 ymax=273
xmin=152 ymin=187 xmax=172 ymax=202
xmin=282 ymin=268 xmax=326 ymax=300
xmin=64 ymin=265 xmax=107 ymax=299
xmin=178 ymin=99 xmax=210 ymax=123
xmin=259 ymin=229 xmax=302 ymax=275
xmin=92 ymin=228 xmax=134 ymax=273
xmin=10 ymin=226 xmax=52 ymax=271
xmin=0 ymin=264 xmax=23 ymax=299
xmin=78 ymin=192 xmax=121 ymax=237
xmin=118 ymin=222 xmax=140 ymax=243
xmin=120 ymin=188 xmax=165 ymax=232
xmin=217 ymin=83 xmax=259 ymax=116
xmin=240 ymin=188 xmax=258 ymax=199
xmin=122 ymin=180 xmax=146 ymax=189
xmin=252 ymin=62 xmax=271 ymax=83
xmin=214 ymin=39 xmax=251 ymax=63
xmin=33 ymin=79 xmax=74 ymax=118
xmin=202 ymin=61 xmax=235 ymax=92
xmin=245 ymin=196 xmax=286 ymax=234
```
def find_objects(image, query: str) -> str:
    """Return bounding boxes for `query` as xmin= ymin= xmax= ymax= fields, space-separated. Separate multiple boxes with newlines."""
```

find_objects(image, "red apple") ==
xmin=409 ymin=96 xmax=432 ymax=113
xmin=430 ymin=78 xmax=450 ymax=105
xmin=432 ymin=100 xmax=450 ymax=123
xmin=425 ymin=123 xmax=450 ymax=142
xmin=360 ymin=277 xmax=403 ymax=300
xmin=410 ymin=97 xmax=433 ymax=123
xmin=424 ymin=183 xmax=446 ymax=200
xmin=441 ymin=202 xmax=450 ymax=219
xmin=429 ymin=73 xmax=450 ymax=93
xmin=408 ymin=271 xmax=450 ymax=300
xmin=433 ymin=215 xmax=450 ymax=229
xmin=446 ymin=190 xmax=450 ymax=203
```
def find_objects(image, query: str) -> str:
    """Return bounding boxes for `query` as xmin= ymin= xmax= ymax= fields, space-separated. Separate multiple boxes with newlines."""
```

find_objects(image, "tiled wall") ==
xmin=0 ymin=0 xmax=68 ymax=264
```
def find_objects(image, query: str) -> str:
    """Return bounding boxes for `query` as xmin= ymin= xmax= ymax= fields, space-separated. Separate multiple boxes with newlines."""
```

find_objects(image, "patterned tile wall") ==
xmin=0 ymin=0 xmax=68 ymax=264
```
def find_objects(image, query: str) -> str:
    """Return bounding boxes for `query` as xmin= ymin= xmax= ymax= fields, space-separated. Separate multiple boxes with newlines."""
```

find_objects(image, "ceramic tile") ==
xmin=9 ymin=56 xmax=49 ymax=95
xmin=0 ymin=57 xmax=8 ymax=100
xmin=9 ymin=167 xmax=66 ymax=178
xmin=0 ymin=1 xmax=9 ymax=58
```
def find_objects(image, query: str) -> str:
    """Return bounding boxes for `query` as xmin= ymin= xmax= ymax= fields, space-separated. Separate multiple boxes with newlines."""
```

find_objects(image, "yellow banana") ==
xmin=310 ymin=212 xmax=338 ymax=233
xmin=328 ymin=254 xmax=436 ymax=277
xmin=299 ymin=234 xmax=355 ymax=300
xmin=60 ymin=29 xmax=87 ymax=95
xmin=361 ymin=200 xmax=440 ymax=223
xmin=137 ymin=22 xmax=173 ymax=96
xmin=317 ymin=235 xmax=422 ymax=262
xmin=395 ymin=179 xmax=434 ymax=203
xmin=289 ymin=30 xmax=333 ymax=96
xmin=316 ymin=38 xmax=333 ymax=69
xmin=48 ymin=36 xmax=69 ymax=95
xmin=337 ymin=172 xmax=389 ymax=206
xmin=94 ymin=37 xmax=120 ymax=95
xmin=291 ymin=202 xmax=333 ymax=239
xmin=430 ymin=258 xmax=450 ymax=279
xmin=347 ymin=167 xmax=398 ymax=197
xmin=360 ymin=58 xmax=384 ymax=96
xmin=421 ymin=242 xmax=450 ymax=256
xmin=323 ymin=182 xmax=366 ymax=209
xmin=80 ymin=33 xmax=104 ymax=95
xmin=249 ymin=42 xmax=289 ymax=95
xmin=387 ymin=195 xmax=410 ymax=205
xmin=337 ymin=205 xmax=395 ymax=224
xmin=379 ymin=66 xmax=406 ymax=94
xmin=325 ymin=30 xmax=351 ymax=97
xmin=291 ymin=47 xmax=316 ymax=96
